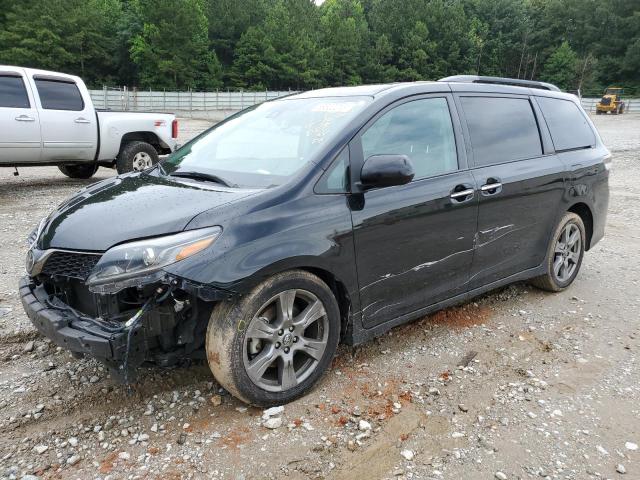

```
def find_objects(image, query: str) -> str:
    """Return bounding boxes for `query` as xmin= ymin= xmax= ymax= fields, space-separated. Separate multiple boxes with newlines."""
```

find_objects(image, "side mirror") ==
xmin=360 ymin=154 xmax=415 ymax=189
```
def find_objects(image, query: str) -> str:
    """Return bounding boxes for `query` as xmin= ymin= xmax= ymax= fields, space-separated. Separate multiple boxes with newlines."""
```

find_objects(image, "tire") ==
xmin=530 ymin=212 xmax=586 ymax=292
xmin=58 ymin=164 xmax=98 ymax=179
xmin=206 ymin=270 xmax=340 ymax=406
xmin=116 ymin=141 xmax=159 ymax=174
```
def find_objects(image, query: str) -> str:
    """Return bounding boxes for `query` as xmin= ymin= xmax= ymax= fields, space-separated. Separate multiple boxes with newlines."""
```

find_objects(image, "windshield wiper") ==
xmin=169 ymin=171 xmax=236 ymax=188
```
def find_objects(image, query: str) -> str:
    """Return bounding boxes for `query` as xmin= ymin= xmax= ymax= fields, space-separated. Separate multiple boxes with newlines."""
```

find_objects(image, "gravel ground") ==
xmin=0 ymin=114 xmax=638 ymax=480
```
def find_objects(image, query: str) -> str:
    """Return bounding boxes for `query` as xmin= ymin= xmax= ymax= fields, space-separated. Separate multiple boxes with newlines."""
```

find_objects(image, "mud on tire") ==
xmin=205 ymin=270 xmax=340 ymax=406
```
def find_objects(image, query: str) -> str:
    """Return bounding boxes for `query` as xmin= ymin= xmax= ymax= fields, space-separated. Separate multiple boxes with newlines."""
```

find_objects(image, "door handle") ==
xmin=74 ymin=117 xmax=91 ymax=124
xmin=450 ymin=186 xmax=474 ymax=202
xmin=480 ymin=177 xmax=503 ymax=195
xmin=15 ymin=115 xmax=35 ymax=122
xmin=480 ymin=182 xmax=502 ymax=192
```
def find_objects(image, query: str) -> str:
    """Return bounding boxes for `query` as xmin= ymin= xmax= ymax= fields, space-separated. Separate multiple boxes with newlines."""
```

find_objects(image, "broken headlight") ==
xmin=86 ymin=226 xmax=222 ymax=288
xmin=27 ymin=218 xmax=47 ymax=248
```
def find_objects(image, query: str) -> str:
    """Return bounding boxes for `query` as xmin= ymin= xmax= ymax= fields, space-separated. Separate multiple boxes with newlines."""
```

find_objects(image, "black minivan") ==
xmin=20 ymin=76 xmax=609 ymax=406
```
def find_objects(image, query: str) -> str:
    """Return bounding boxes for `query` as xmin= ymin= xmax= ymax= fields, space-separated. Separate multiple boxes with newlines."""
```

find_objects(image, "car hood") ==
xmin=38 ymin=173 xmax=258 ymax=251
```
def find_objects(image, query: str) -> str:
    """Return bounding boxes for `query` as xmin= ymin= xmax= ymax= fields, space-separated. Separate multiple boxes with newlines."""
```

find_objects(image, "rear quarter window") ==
xmin=0 ymin=75 xmax=30 ymax=108
xmin=460 ymin=96 xmax=542 ymax=166
xmin=536 ymin=97 xmax=595 ymax=151
xmin=34 ymin=79 xmax=84 ymax=111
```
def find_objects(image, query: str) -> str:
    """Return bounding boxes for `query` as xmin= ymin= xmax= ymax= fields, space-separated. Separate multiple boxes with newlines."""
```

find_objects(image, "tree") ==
xmin=130 ymin=0 xmax=222 ymax=90
xmin=541 ymin=41 xmax=579 ymax=90
xmin=319 ymin=0 xmax=370 ymax=86
xmin=0 ymin=0 xmax=637 ymax=92
xmin=0 ymin=0 xmax=121 ymax=86
xmin=231 ymin=0 xmax=325 ymax=90
xmin=205 ymin=0 xmax=267 ymax=70
xmin=396 ymin=21 xmax=437 ymax=80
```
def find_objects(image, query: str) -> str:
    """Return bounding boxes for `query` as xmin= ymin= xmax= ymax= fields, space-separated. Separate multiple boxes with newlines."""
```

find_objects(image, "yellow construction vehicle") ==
xmin=596 ymin=87 xmax=625 ymax=115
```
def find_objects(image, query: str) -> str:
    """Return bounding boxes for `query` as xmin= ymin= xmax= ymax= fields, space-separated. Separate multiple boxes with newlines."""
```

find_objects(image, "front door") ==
xmin=30 ymin=74 xmax=97 ymax=161
xmin=0 ymin=70 xmax=41 ymax=164
xmin=456 ymin=95 xmax=566 ymax=288
xmin=350 ymin=95 xmax=478 ymax=328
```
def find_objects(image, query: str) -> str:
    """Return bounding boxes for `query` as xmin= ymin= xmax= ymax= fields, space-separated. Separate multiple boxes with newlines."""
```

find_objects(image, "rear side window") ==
xmin=460 ymin=96 xmax=542 ymax=166
xmin=536 ymin=97 xmax=595 ymax=151
xmin=361 ymin=97 xmax=458 ymax=180
xmin=0 ymin=75 xmax=30 ymax=108
xmin=34 ymin=79 xmax=84 ymax=111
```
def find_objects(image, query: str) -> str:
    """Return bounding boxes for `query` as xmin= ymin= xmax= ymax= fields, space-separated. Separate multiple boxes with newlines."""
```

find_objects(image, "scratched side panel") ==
xmin=469 ymin=155 xmax=566 ymax=288
xmin=350 ymin=171 xmax=478 ymax=329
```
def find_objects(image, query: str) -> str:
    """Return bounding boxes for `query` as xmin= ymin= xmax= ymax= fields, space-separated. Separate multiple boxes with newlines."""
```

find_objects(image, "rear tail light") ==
xmin=172 ymin=119 xmax=179 ymax=139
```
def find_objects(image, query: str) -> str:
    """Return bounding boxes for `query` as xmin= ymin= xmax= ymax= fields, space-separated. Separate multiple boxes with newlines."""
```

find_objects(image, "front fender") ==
xmin=164 ymin=193 xmax=359 ymax=305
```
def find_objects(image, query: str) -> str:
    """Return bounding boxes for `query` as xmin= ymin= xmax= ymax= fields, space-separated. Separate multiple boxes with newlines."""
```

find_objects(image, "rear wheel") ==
xmin=116 ymin=141 xmax=159 ymax=174
xmin=206 ymin=270 xmax=340 ymax=406
xmin=58 ymin=164 xmax=98 ymax=179
xmin=531 ymin=212 xmax=585 ymax=292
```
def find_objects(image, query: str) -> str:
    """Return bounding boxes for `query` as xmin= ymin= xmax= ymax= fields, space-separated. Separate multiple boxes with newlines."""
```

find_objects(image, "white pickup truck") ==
xmin=0 ymin=66 xmax=178 ymax=178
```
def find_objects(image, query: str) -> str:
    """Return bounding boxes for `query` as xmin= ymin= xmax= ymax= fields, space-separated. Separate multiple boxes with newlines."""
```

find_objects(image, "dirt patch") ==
xmin=427 ymin=303 xmax=493 ymax=329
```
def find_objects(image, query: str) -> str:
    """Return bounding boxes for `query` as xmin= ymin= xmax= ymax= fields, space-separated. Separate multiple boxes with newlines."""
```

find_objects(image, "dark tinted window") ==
xmin=35 ymin=79 xmax=84 ymax=111
xmin=361 ymin=98 xmax=457 ymax=180
xmin=460 ymin=97 xmax=542 ymax=166
xmin=0 ymin=76 xmax=30 ymax=108
xmin=537 ymin=97 xmax=595 ymax=151
xmin=316 ymin=148 xmax=350 ymax=193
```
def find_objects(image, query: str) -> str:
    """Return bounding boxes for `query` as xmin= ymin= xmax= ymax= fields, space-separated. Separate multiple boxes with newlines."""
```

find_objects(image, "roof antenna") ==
xmin=13 ymin=167 xmax=19 ymax=176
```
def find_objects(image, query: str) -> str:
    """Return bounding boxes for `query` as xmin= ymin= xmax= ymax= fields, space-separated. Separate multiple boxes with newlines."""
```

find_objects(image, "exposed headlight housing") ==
xmin=27 ymin=218 xmax=47 ymax=248
xmin=86 ymin=226 xmax=222 ymax=291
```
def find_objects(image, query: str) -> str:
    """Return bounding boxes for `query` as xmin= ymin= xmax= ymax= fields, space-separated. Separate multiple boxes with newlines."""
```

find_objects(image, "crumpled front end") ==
xmin=20 ymin=248 xmax=232 ymax=381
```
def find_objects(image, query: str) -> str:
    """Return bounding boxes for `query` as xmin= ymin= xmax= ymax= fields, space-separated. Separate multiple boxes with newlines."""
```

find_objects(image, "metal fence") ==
xmin=581 ymin=97 xmax=640 ymax=113
xmin=89 ymin=87 xmax=297 ymax=115
xmin=90 ymin=88 xmax=640 ymax=116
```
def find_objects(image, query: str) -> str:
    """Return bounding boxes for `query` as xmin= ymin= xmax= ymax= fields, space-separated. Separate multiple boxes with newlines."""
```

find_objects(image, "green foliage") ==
xmin=0 ymin=0 xmax=121 ymax=86
xmin=0 ymin=0 xmax=638 ymax=92
xmin=541 ymin=41 xmax=579 ymax=90
xmin=231 ymin=0 xmax=325 ymax=90
xmin=130 ymin=0 xmax=222 ymax=90
xmin=319 ymin=0 xmax=370 ymax=85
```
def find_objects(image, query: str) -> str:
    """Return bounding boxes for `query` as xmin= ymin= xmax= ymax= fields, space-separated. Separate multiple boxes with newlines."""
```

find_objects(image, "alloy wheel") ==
xmin=553 ymin=222 xmax=581 ymax=282
xmin=242 ymin=289 xmax=329 ymax=392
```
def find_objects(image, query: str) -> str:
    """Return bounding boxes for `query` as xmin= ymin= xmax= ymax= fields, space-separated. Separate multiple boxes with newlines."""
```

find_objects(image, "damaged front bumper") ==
xmin=19 ymin=274 xmax=232 ymax=381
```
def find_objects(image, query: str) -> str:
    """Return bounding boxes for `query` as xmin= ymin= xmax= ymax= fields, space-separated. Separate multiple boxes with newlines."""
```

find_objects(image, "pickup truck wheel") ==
xmin=206 ymin=270 xmax=340 ymax=406
xmin=116 ymin=141 xmax=159 ymax=174
xmin=58 ymin=164 xmax=98 ymax=179
xmin=531 ymin=212 xmax=585 ymax=292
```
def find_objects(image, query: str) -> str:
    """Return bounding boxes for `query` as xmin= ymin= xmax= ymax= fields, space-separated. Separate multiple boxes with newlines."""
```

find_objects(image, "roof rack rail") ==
xmin=439 ymin=75 xmax=561 ymax=92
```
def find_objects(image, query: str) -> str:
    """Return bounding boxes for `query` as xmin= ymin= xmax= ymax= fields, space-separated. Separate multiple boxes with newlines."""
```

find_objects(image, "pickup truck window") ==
xmin=0 ymin=75 xmax=30 ymax=108
xmin=34 ymin=79 xmax=84 ymax=111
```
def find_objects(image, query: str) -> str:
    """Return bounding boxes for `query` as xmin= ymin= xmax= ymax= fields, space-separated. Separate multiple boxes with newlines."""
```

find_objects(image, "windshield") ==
xmin=164 ymin=96 xmax=371 ymax=188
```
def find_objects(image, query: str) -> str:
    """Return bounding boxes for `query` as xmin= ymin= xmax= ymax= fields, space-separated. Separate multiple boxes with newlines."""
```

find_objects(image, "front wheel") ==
xmin=531 ymin=212 xmax=586 ymax=292
xmin=206 ymin=270 xmax=340 ymax=406
xmin=116 ymin=141 xmax=159 ymax=174
xmin=58 ymin=164 xmax=98 ymax=179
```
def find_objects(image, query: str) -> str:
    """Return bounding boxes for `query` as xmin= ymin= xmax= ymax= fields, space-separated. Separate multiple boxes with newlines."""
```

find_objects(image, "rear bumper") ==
xmin=19 ymin=277 xmax=141 ymax=366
